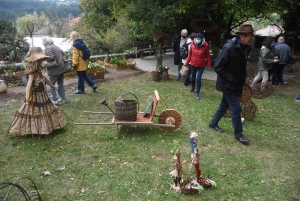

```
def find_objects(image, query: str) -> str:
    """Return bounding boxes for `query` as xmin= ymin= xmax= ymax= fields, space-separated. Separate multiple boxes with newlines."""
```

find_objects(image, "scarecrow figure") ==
xmin=8 ymin=47 xmax=66 ymax=136
xmin=189 ymin=132 xmax=201 ymax=184
xmin=169 ymin=140 xmax=183 ymax=192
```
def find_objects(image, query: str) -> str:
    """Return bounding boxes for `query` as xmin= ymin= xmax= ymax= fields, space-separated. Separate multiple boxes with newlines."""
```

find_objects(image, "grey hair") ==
xmin=181 ymin=29 xmax=188 ymax=35
xmin=70 ymin=31 xmax=81 ymax=41
xmin=42 ymin=36 xmax=54 ymax=47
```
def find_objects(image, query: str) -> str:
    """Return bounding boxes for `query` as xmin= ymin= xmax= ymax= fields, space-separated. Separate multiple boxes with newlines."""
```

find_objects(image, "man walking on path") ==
xmin=272 ymin=36 xmax=292 ymax=85
xmin=173 ymin=29 xmax=188 ymax=81
xmin=209 ymin=24 xmax=254 ymax=145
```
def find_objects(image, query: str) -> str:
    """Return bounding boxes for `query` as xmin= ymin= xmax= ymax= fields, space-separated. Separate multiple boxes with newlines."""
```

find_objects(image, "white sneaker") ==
xmin=58 ymin=99 xmax=66 ymax=103
xmin=52 ymin=100 xmax=58 ymax=105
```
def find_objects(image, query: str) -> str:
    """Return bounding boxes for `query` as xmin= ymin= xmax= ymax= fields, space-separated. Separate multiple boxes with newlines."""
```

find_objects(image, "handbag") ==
xmin=180 ymin=65 xmax=189 ymax=76
xmin=42 ymin=59 xmax=57 ymax=68
xmin=41 ymin=45 xmax=57 ymax=68
xmin=0 ymin=80 xmax=8 ymax=93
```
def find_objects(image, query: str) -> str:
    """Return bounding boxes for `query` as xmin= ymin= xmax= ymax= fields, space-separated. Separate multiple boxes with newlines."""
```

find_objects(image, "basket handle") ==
xmin=117 ymin=92 xmax=139 ymax=111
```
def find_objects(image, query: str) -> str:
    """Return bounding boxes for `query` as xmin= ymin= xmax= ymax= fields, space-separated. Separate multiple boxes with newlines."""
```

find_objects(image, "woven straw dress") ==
xmin=8 ymin=47 xmax=66 ymax=136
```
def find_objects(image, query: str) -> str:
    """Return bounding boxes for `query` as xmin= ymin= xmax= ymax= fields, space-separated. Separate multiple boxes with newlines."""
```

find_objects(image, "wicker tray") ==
xmin=114 ymin=93 xmax=139 ymax=121
xmin=180 ymin=179 xmax=198 ymax=195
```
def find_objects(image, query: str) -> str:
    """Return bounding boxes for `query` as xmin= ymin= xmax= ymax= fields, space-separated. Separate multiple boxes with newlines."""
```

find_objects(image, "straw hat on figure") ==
xmin=189 ymin=131 xmax=201 ymax=184
xmin=169 ymin=140 xmax=183 ymax=192
xmin=8 ymin=47 xmax=66 ymax=136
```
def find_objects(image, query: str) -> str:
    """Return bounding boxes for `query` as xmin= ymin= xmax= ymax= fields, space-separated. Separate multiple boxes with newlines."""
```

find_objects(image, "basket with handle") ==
xmin=114 ymin=93 xmax=139 ymax=121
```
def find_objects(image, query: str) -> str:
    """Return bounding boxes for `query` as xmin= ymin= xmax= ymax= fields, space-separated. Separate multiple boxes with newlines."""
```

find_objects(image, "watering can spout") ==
xmin=100 ymin=98 xmax=115 ymax=114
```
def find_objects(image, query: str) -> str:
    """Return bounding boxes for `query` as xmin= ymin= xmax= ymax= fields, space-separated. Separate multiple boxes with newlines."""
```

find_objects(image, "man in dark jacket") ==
xmin=173 ymin=29 xmax=188 ymax=81
xmin=209 ymin=24 xmax=254 ymax=145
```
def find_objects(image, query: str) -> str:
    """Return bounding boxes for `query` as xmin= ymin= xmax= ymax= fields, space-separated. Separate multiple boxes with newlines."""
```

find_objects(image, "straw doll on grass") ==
xmin=8 ymin=47 xmax=66 ymax=136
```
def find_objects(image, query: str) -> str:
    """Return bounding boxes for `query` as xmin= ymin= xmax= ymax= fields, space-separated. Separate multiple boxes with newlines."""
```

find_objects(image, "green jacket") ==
xmin=257 ymin=47 xmax=274 ymax=71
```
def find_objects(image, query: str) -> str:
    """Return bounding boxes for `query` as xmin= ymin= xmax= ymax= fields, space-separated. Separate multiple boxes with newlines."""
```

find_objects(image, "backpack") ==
xmin=180 ymin=42 xmax=191 ymax=59
xmin=73 ymin=41 xmax=91 ymax=60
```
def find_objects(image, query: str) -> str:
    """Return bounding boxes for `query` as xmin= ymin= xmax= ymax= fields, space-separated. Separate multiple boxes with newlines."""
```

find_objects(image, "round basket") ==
xmin=114 ymin=93 xmax=139 ymax=121
xmin=180 ymin=179 xmax=198 ymax=195
xmin=223 ymin=108 xmax=232 ymax=118
xmin=241 ymin=99 xmax=258 ymax=121
xmin=245 ymin=62 xmax=255 ymax=85
xmin=0 ymin=80 xmax=8 ymax=93
xmin=238 ymin=84 xmax=252 ymax=102
xmin=127 ymin=59 xmax=136 ymax=69
xmin=251 ymin=82 xmax=273 ymax=99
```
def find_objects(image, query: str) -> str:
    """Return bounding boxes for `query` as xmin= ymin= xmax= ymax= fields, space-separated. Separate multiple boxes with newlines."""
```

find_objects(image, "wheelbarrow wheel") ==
xmin=158 ymin=109 xmax=182 ymax=132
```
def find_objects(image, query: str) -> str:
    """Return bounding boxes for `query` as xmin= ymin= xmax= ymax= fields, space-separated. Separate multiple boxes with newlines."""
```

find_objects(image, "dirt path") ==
xmin=0 ymin=67 xmax=146 ymax=103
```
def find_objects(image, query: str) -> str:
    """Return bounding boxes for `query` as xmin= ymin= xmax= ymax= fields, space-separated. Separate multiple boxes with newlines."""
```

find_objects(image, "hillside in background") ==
xmin=0 ymin=0 xmax=81 ymax=22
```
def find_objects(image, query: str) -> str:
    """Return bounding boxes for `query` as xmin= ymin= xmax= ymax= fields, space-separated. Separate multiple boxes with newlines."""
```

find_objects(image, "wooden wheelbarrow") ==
xmin=74 ymin=90 xmax=182 ymax=137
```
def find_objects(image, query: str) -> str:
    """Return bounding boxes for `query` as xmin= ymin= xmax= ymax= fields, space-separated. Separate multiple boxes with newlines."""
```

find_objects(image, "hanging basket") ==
xmin=114 ymin=93 xmax=139 ymax=121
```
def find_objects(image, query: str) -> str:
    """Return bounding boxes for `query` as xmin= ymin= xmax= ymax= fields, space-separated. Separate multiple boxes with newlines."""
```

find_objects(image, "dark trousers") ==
xmin=272 ymin=63 xmax=285 ymax=84
xmin=210 ymin=93 xmax=243 ymax=138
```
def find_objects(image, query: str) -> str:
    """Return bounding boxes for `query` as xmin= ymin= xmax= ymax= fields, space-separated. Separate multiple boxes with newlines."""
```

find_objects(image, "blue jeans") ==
xmin=296 ymin=91 xmax=300 ymax=101
xmin=77 ymin=71 xmax=96 ymax=92
xmin=183 ymin=65 xmax=192 ymax=86
xmin=210 ymin=93 xmax=243 ymax=138
xmin=191 ymin=66 xmax=205 ymax=93
xmin=48 ymin=73 xmax=66 ymax=102
xmin=177 ymin=61 xmax=183 ymax=78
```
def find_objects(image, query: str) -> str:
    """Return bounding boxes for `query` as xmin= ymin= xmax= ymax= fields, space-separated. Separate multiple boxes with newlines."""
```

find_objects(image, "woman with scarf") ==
xmin=70 ymin=31 xmax=97 ymax=94
xmin=184 ymin=33 xmax=211 ymax=99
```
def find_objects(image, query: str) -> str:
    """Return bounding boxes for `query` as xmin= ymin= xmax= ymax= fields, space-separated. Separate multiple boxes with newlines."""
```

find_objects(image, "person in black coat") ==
xmin=209 ymin=24 xmax=255 ymax=145
xmin=173 ymin=29 xmax=188 ymax=81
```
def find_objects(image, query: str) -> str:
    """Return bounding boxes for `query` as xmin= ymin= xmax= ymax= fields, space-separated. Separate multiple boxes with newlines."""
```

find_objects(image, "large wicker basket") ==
xmin=238 ymin=84 xmax=252 ymax=102
xmin=114 ymin=93 xmax=139 ymax=121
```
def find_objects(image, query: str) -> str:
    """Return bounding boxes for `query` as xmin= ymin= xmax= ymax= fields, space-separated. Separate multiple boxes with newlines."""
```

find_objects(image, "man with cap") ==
xmin=208 ymin=24 xmax=254 ymax=145
xmin=173 ymin=29 xmax=188 ymax=81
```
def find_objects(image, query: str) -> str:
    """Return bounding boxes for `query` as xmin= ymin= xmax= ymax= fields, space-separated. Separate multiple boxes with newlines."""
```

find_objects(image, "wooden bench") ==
xmin=161 ymin=37 xmax=176 ymax=54
xmin=134 ymin=40 xmax=156 ymax=59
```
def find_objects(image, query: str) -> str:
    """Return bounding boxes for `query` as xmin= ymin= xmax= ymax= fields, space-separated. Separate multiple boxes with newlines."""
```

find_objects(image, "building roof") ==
xmin=24 ymin=37 xmax=73 ymax=52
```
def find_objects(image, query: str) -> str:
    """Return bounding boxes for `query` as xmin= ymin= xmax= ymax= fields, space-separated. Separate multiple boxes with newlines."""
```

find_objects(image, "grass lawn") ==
xmin=1 ymin=73 xmax=300 ymax=201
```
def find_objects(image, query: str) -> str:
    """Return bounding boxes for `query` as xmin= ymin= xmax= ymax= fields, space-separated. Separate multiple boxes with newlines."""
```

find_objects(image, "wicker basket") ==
xmin=180 ymin=179 xmax=199 ymax=195
xmin=114 ymin=93 xmax=139 ymax=121
xmin=238 ymin=84 xmax=252 ymax=103
xmin=251 ymin=82 xmax=273 ymax=99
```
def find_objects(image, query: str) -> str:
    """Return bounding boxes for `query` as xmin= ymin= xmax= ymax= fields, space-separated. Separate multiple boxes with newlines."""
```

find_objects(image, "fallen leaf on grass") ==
xmin=261 ymin=180 xmax=265 ymax=184
xmin=151 ymin=155 xmax=155 ymax=159
xmin=182 ymin=160 xmax=187 ymax=163
xmin=81 ymin=188 xmax=85 ymax=193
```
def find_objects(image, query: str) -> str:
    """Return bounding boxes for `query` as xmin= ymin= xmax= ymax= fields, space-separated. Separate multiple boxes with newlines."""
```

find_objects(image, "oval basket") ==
xmin=114 ymin=93 xmax=139 ymax=121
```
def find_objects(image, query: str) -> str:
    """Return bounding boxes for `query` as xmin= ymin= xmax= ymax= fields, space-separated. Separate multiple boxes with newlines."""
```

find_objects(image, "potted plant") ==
xmin=87 ymin=61 xmax=105 ymax=80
